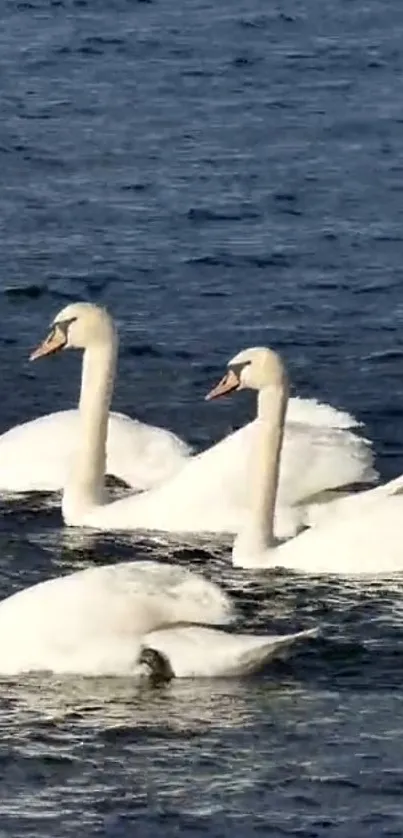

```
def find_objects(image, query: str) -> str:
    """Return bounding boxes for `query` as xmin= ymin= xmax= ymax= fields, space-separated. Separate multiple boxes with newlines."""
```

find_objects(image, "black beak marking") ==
xmin=52 ymin=316 xmax=78 ymax=342
xmin=228 ymin=360 xmax=252 ymax=380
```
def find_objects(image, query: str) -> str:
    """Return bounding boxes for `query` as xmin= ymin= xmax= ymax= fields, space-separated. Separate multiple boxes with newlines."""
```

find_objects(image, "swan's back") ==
xmin=200 ymin=398 xmax=376 ymax=508
xmin=0 ymin=410 xmax=80 ymax=491
xmin=285 ymin=397 xmax=361 ymax=429
xmin=277 ymin=419 xmax=376 ymax=503
xmin=160 ymin=405 xmax=376 ymax=513
xmin=0 ymin=410 xmax=190 ymax=492
xmin=0 ymin=562 xmax=234 ymax=673
xmin=277 ymin=494 xmax=403 ymax=575
xmin=106 ymin=412 xmax=191 ymax=488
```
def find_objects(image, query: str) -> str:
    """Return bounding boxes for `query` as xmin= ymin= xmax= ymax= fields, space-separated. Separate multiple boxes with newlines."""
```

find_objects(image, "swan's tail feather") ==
xmin=145 ymin=626 xmax=318 ymax=678
xmin=215 ymin=627 xmax=319 ymax=677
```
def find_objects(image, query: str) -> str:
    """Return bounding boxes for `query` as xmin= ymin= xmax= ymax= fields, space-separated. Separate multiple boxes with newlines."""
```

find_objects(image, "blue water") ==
xmin=1 ymin=0 xmax=403 ymax=834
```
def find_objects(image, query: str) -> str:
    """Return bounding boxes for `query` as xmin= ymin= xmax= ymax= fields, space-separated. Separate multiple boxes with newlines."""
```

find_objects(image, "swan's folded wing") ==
xmin=277 ymin=422 xmax=377 ymax=504
xmin=145 ymin=626 xmax=318 ymax=677
xmin=285 ymin=397 xmax=361 ymax=429
xmin=0 ymin=408 xmax=191 ymax=494
xmin=306 ymin=471 xmax=403 ymax=529
xmin=106 ymin=412 xmax=191 ymax=490
xmin=277 ymin=494 xmax=403 ymax=575
xmin=0 ymin=409 xmax=78 ymax=491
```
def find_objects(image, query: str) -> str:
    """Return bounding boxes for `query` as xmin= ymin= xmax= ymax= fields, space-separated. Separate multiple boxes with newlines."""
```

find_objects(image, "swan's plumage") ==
xmin=285 ymin=396 xmax=362 ymax=429
xmin=145 ymin=625 xmax=317 ymax=678
xmin=0 ymin=561 xmax=316 ymax=675
xmin=268 ymin=495 xmax=403 ymax=575
xmin=208 ymin=413 xmax=375 ymax=511
xmin=0 ymin=409 xmax=190 ymax=493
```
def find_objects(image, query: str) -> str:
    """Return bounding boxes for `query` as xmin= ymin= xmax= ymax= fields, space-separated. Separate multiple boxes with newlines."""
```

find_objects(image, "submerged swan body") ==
xmin=29 ymin=303 xmax=375 ymax=535
xmin=0 ymin=560 xmax=316 ymax=676
xmin=207 ymin=347 xmax=403 ymax=576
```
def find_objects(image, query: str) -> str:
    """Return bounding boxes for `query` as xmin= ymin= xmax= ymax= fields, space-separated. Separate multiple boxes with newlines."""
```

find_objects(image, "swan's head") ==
xmin=30 ymin=303 xmax=116 ymax=361
xmin=206 ymin=346 xmax=286 ymax=400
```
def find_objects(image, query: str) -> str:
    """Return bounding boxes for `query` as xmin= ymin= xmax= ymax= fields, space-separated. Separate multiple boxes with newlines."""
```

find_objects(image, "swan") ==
xmin=29 ymin=302 xmax=376 ymax=535
xmin=207 ymin=346 xmax=403 ymax=575
xmin=0 ymin=559 xmax=316 ymax=676
xmin=0 ymin=321 xmax=375 ymax=502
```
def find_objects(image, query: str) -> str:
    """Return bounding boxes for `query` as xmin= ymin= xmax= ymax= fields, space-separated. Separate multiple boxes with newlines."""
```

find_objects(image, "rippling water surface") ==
xmin=1 ymin=0 xmax=403 ymax=834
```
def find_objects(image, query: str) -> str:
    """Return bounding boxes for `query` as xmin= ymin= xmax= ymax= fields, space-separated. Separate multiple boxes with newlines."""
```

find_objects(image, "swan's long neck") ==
xmin=233 ymin=381 xmax=288 ymax=563
xmin=63 ymin=335 xmax=118 ymax=518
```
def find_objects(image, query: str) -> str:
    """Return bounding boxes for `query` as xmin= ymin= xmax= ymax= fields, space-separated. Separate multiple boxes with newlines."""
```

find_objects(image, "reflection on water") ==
xmin=1 ymin=673 xmax=289 ymax=731
xmin=2 ymin=673 xmax=403 ymax=835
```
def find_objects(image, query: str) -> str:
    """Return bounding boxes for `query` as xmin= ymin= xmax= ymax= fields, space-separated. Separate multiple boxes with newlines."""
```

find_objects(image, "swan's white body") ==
xmin=28 ymin=303 xmax=376 ymax=536
xmin=0 ymin=409 xmax=191 ymax=492
xmin=215 ymin=347 xmax=403 ymax=576
xmin=265 ymin=495 xmax=403 ymax=575
xmin=0 ymin=560 xmax=316 ymax=676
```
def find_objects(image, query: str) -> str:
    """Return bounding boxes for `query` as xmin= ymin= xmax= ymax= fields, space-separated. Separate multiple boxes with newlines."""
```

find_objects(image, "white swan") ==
xmin=0 ymin=560 xmax=316 ymax=676
xmin=29 ymin=303 xmax=376 ymax=535
xmin=207 ymin=346 xmax=403 ymax=575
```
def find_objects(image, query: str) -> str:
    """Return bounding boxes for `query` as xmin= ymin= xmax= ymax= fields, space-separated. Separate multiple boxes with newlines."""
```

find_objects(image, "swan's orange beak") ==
xmin=205 ymin=368 xmax=240 ymax=401
xmin=30 ymin=326 xmax=66 ymax=361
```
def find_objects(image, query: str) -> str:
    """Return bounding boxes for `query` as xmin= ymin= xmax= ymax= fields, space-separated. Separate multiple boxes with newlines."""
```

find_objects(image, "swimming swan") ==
xmin=30 ymin=303 xmax=375 ymax=535
xmin=207 ymin=346 xmax=403 ymax=575
xmin=0 ymin=560 xmax=316 ymax=676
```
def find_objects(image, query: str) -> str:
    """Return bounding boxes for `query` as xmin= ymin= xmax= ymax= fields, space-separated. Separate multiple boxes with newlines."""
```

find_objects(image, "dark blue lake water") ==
xmin=1 ymin=0 xmax=403 ymax=835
